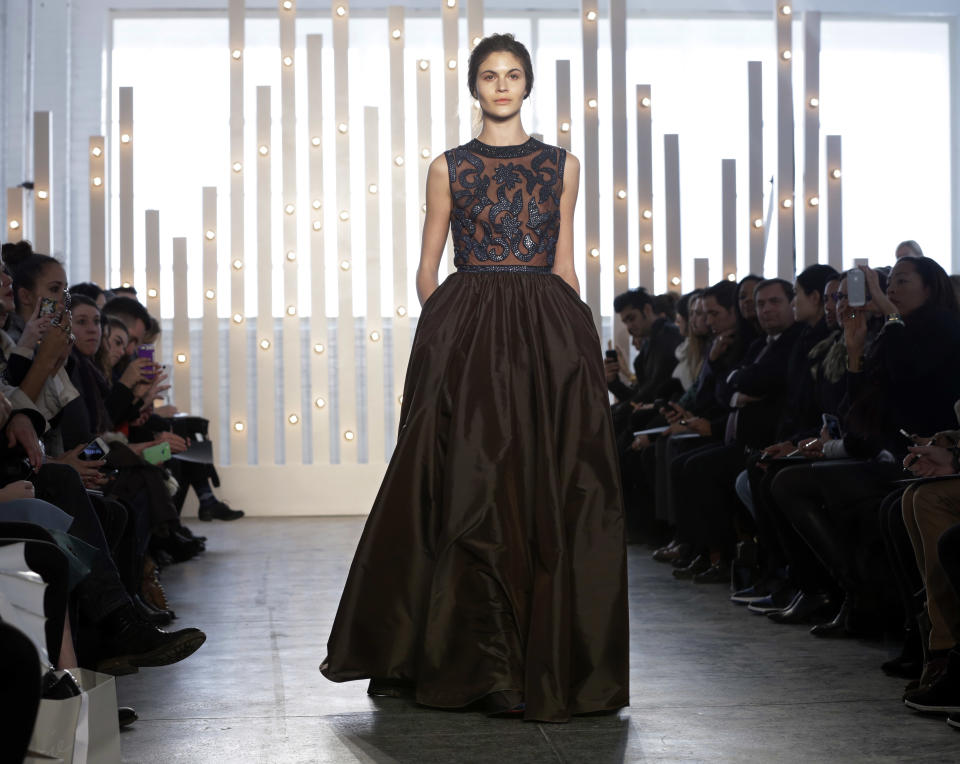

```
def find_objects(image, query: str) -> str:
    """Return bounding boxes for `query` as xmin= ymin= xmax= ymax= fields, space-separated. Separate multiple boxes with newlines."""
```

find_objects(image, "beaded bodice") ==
xmin=445 ymin=137 xmax=566 ymax=272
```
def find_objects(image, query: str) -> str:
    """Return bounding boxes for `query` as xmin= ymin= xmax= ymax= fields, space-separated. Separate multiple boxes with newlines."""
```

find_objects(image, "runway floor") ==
xmin=118 ymin=517 xmax=960 ymax=762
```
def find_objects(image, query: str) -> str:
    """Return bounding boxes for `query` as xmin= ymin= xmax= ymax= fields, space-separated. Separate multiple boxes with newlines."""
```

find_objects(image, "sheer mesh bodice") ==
xmin=445 ymin=137 xmax=566 ymax=272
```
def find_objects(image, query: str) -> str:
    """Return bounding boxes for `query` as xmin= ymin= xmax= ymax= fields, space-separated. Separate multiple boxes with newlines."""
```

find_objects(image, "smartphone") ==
xmin=137 ymin=344 xmax=156 ymax=380
xmin=604 ymin=349 xmax=618 ymax=361
xmin=39 ymin=297 xmax=57 ymax=316
xmin=847 ymin=269 xmax=866 ymax=307
xmin=653 ymin=398 xmax=667 ymax=411
xmin=79 ymin=436 xmax=109 ymax=461
xmin=142 ymin=441 xmax=171 ymax=465
xmin=822 ymin=413 xmax=842 ymax=440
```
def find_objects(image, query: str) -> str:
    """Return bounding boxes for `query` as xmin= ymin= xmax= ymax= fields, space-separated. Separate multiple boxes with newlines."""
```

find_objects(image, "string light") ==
xmin=311 ymin=136 xmax=321 ymax=147
xmin=344 ymin=430 xmax=355 ymax=441
xmin=368 ymin=183 xmax=378 ymax=194
xmin=617 ymin=264 xmax=627 ymax=274
xmin=642 ymin=209 xmax=652 ymax=220
xmin=176 ymin=353 xmax=188 ymax=364
xmin=147 ymin=288 xmax=159 ymax=298
xmin=340 ymin=260 xmax=351 ymax=271
xmin=559 ymin=121 xmax=570 ymax=133
xmin=391 ymin=28 xmax=401 ymax=39
xmin=587 ymin=98 xmax=598 ymax=109
xmin=205 ymin=289 xmax=216 ymax=299
xmin=284 ymin=203 xmax=295 ymax=215
xmin=727 ymin=273 xmax=737 ymax=282
xmin=312 ymin=200 xmax=322 ymax=210
xmin=396 ymin=306 xmax=407 ymax=317
xmin=259 ymin=339 xmax=271 ymax=350
xmin=233 ymin=421 xmax=245 ymax=432
xmin=315 ymin=397 xmax=326 ymax=409
xmin=91 ymin=146 xmax=103 ymax=158
xmin=335 ymin=5 xmax=346 ymax=17
xmin=617 ymin=189 xmax=627 ymax=200
xmin=781 ymin=50 xmax=792 ymax=61
xmin=313 ymin=343 xmax=325 ymax=354
xmin=233 ymin=259 xmax=243 ymax=270
xmin=472 ymin=36 xmax=482 ymax=48
xmin=120 ymin=133 xmax=131 ymax=144
xmin=589 ymin=247 xmax=600 ymax=258
xmin=809 ymin=196 xmax=820 ymax=207
xmin=394 ymin=155 xmax=405 ymax=166
xmin=205 ymin=229 xmax=216 ymax=240
xmin=782 ymin=199 xmax=793 ymax=209
xmin=671 ymin=276 xmax=681 ymax=286
xmin=753 ymin=218 xmax=764 ymax=229
xmin=339 ymin=210 xmax=349 ymax=221
xmin=781 ymin=4 xmax=792 ymax=14
xmin=231 ymin=49 xmax=242 ymax=60
xmin=421 ymin=148 xmax=431 ymax=159
xmin=282 ymin=0 xmax=293 ymax=8
xmin=808 ymin=97 xmax=819 ymax=108
xmin=288 ymin=414 xmax=300 ymax=425
xmin=831 ymin=168 xmax=842 ymax=179
xmin=8 ymin=220 xmax=20 ymax=230
xmin=286 ymin=250 xmax=296 ymax=261
xmin=312 ymin=220 xmax=322 ymax=231
xmin=282 ymin=55 xmax=293 ymax=67
xmin=640 ymin=96 xmax=651 ymax=108
xmin=418 ymin=60 xmax=429 ymax=71
xmin=447 ymin=59 xmax=457 ymax=70
xmin=642 ymin=243 xmax=653 ymax=253
xmin=286 ymin=305 xmax=297 ymax=316
xmin=337 ymin=122 xmax=348 ymax=134
xmin=259 ymin=145 xmax=269 ymax=156
xmin=92 ymin=177 xmax=103 ymax=187
xmin=369 ymin=330 xmax=381 ymax=342
xmin=232 ymin=313 xmax=244 ymax=324
xmin=232 ymin=162 xmax=242 ymax=173
xmin=586 ymin=9 xmax=598 ymax=21
xmin=446 ymin=0 xmax=456 ymax=7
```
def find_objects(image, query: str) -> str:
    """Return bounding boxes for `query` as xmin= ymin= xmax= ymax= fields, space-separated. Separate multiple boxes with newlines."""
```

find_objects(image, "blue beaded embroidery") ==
xmin=445 ymin=138 xmax=565 ymax=272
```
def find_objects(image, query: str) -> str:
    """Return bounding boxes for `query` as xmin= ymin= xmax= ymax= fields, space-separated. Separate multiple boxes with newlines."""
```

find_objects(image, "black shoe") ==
xmin=119 ymin=706 xmax=138 ymax=728
xmin=883 ymin=624 xmax=924 ymax=679
xmin=672 ymin=554 xmax=710 ymax=580
xmin=177 ymin=525 xmax=207 ymax=543
xmin=693 ymin=561 xmax=730 ymax=584
xmin=810 ymin=597 xmax=852 ymax=638
xmin=730 ymin=581 xmax=779 ymax=605
xmin=198 ymin=499 xmax=245 ymax=522
xmin=904 ymin=654 xmax=960 ymax=714
xmin=747 ymin=587 xmax=800 ymax=615
xmin=132 ymin=593 xmax=174 ymax=626
xmin=367 ymin=677 xmax=415 ymax=698
xmin=767 ymin=591 xmax=836 ymax=625
xmin=653 ymin=541 xmax=691 ymax=564
xmin=481 ymin=690 xmax=525 ymax=718
xmin=947 ymin=713 xmax=960 ymax=729
xmin=95 ymin=604 xmax=206 ymax=676
xmin=41 ymin=669 xmax=81 ymax=699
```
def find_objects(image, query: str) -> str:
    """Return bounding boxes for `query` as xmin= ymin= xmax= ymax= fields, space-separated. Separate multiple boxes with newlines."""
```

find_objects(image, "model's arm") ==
xmin=416 ymin=155 xmax=454 ymax=307
xmin=552 ymin=153 xmax=581 ymax=295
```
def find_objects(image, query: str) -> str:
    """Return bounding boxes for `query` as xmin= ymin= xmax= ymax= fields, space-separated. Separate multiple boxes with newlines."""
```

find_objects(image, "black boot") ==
xmin=95 ymin=603 xmax=206 ymax=676
xmin=905 ymin=649 xmax=960 ymax=714
xmin=810 ymin=595 xmax=852 ymax=637
xmin=882 ymin=621 xmax=924 ymax=679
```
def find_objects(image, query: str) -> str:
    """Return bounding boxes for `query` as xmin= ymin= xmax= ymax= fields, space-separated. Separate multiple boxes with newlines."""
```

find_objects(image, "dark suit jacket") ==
xmin=608 ymin=317 xmax=683 ymax=403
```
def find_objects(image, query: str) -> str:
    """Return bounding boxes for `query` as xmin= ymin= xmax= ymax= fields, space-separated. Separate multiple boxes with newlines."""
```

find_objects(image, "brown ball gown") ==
xmin=320 ymin=136 xmax=629 ymax=723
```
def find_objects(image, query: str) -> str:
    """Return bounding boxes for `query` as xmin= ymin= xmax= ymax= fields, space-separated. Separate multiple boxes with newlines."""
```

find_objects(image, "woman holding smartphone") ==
xmin=321 ymin=34 xmax=628 ymax=722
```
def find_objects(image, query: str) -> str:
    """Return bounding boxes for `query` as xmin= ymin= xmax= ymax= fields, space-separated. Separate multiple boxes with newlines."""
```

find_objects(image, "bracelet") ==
xmin=885 ymin=312 xmax=904 ymax=327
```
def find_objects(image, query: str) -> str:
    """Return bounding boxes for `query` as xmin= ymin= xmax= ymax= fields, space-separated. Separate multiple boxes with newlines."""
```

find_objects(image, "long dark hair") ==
xmin=897 ymin=256 xmax=959 ymax=314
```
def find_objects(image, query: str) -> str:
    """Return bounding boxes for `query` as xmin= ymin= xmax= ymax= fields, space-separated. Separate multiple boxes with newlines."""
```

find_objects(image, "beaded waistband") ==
xmin=456 ymin=264 xmax=553 ymax=274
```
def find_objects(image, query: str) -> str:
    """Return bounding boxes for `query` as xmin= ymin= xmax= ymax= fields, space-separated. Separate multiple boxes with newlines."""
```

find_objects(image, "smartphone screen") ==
xmin=137 ymin=344 xmax=156 ymax=380
xmin=847 ymin=270 xmax=866 ymax=307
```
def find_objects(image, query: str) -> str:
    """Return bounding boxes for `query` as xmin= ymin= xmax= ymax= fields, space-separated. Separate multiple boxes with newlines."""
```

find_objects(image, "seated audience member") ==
xmin=69 ymin=281 xmax=107 ymax=310
xmin=895 ymin=240 xmax=924 ymax=260
xmin=736 ymin=274 xmax=763 ymax=344
xmin=770 ymin=258 xmax=960 ymax=638
xmin=652 ymin=291 xmax=679 ymax=323
xmin=111 ymin=284 xmax=139 ymax=300
xmin=671 ymin=290 xmax=708 ymax=394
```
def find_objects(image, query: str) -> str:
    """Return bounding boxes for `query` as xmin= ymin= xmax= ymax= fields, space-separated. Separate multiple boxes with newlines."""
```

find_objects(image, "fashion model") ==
xmin=320 ymin=34 xmax=628 ymax=723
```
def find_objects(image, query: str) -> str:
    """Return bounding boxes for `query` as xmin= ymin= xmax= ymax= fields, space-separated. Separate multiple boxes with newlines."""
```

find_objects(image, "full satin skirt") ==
xmin=320 ymin=271 xmax=629 ymax=722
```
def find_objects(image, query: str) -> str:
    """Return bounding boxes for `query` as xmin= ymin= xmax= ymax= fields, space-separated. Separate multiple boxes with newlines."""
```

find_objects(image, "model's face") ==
xmin=792 ymin=284 xmax=821 ymax=325
xmin=738 ymin=280 xmax=759 ymax=320
xmin=756 ymin=284 xmax=795 ymax=335
xmin=72 ymin=304 xmax=102 ymax=357
xmin=886 ymin=260 xmax=930 ymax=317
xmin=104 ymin=326 xmax=129 ymax=368
xmin=823 ymin=279 xmax=840 ymax=328
xmin=474 ymin=51 xmax=527 ymax=120
xmin=703 ymin=296 xmax=737 ymax=335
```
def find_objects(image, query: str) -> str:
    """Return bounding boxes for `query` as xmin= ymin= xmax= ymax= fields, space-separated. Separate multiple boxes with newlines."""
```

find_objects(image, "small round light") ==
xmin=92 ymin=176 xmax=103 ymax=187
xmin=446 ymin=0 xmax=456 ymax=7
xmin=122 ymin=282 xmax=131 ymax=289
xmin=421 ymin=203 xmax=427 ymax=213
xmin=37 ymin=190 xmax=49 ymax=200
xmin=233 ymin=421 xmax=245 ymax=432
xmin=288 ymin=414 xmax=299 ymax=425
xmin=260 ymin=339 xmax=271 ymax=350
xmin=311 ymin=136 xmax=321 ymax=147
xmin=286 ymin=305 xmax=297 ymax=316
xmin=391 ymin=28 xmax=401 ymax=39
xmin=642 ymin=243 xmax=653 ymax=253
xmin=809 ymin=196 xmax=820 ymax=207
xmin=286 ymin=250 xmax=296 ymax=261
xmin=282 ymin=0 xmax=293 ymax=9
xmin=753 ymin=218 xmax=764 ymax=229
xmin=312 ymin=220 xmax=322 ymax=231
xmin=471 ymin=36 xmax=482 ymax=48
xmin=617 ymin=264 xmax=627 ymax=274
xmin=205 ymin=229 xmax=216 ymax=240
xmin=232 ymin=313 xmax=244 ymax=324
xmin=782 ymin=198 xmax=793 ymax=209
xmin=617 ymin=189 xmax=627 ymax=200
xmin=337 ymin=122 xmax=348 ymax=134
xmin=312 ymin=199 xmax=322 ymax=210
xmin=282 ymin=55 xmax=293 ymax=67
xmin=231 ymin=49 xmax=242 ymax=61
xmin=176 ymin=352 xmax=188 ymax=364
xmin=147 ymin=288 xmax=159 ymax=298
xmin=418 ymin=60 xmax=429 ymax=71
xmin=369 ymin=330 xmax=381 ymax=342
xmin=368 ymin=183 xmax=378 ymax=194
xmin=8 ymin=220 xmax=20 ymax=230
xmin=587 ymin=98 xmax=598 ymax=109
xmin=447 ymin=59 xmax=457 ymax=70
xmin=339 ymin=210 xmax=349 ymax=221
xmin=313 ymin=343 xmax=325 ymax=354
xmin=205 ymin=289 xmax=216 ymax=300
xmin=831 ymin=168 xmax=842 ymax=179
xmin=315 ymin=397 xmax=326 ymax=409
xmin=394 ymin=155 xmax=405 ymax=166
xmin=781 ymin=50 xmax=792 ymax=61
xmin=642 ymin=209 xmax=652 ymax=220
xmin=559 ymin=121 xmax=570 ymax=133
xmin=640 ymin=96 xmax=651 ymax=108
xmin=259 ymin=145 xmax=269 ymax=156
xmin=781 ymin=4 xmax=792 ymax=15
xmin=589 ymin=247 xmax=600 ymax=258
xmin=586 ymin=9 xmax=598 ymax=21
xmin=398 ymin=395 xmax=404 ymax=404
xmin=344 ymin=430 xmax=355 ymax=441
xmin=233 ymin=259 xmax=243 ymax=270
xmin=120 ymin=133 xmax=131 ymax=144
xmin=335 ymin=5 xmax=346 ymax=17
xmin=671 ymin=276 xmax=681 ymax=286
xmin=396 ymin=306 xmax=407 ymax=317
xmin=340 ymin=260 xmax=351 ymax=271
xmin=91 ymin=146 xmax=103 ymax=158
xmin=232 ymin=161 xmax=242 ymax=173
xmin=284 ymin=203 xmax=295 ymax=215
xmin=421 ymin=148 xmax=430 ymax=159
xmin=808 ymin=97 xmax=819 ymax=108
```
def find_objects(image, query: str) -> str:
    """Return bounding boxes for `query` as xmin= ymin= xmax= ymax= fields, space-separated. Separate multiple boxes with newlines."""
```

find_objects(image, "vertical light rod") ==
xmin=747 ymin=61 xmax=764 ymax=276
xmin=826 ymin=134 xmax=843 ymax=271
xmin=636 ymin=84 xmax=653 ymax=290
xmin=722 ymin=158 xmax=737 ymax=282
xmin=775 ymin=2 xmax=795 ymax=280
xmin=389 ymin=7 xmax=409 ymax=438
xmin=694 ymin=258 xmax=710 ymax=289
xmin=582 ymin=2 xmax=601 ymax=339
xmin=307 ymin=34 xmax=329 ymax=464
xmin=118 ymin=87 xmax=135 ymax=287
xmin=468 ymin=0 xmax=484 ymax=51
xmin=33 ymin=111 xmax=52 ymax=252
xmin=610 ymin=0 xmax=628 ymax=356
xmin=256 ymin=86 xmax=275 ymax=465
xmin=664 ymin=134 xmax=682 ymax=292
xmin=144 ymin=210 xmax=160 ymax=322
xmin=201 ymin=187 xmax=220 ymax=464
xmin=6 ymin=188 xmax=24 ymax=241
xmin=88 ymin=137 xmax=106 ymax=286
xmin=556 ymin=60 xmax=571 ymax=152
xmin=229 ymin=0 xmax=247 ymax=465
xmin=279 ymin=0 xmax=302 ymax=465
xmin=365 ymin=106 xmax=385 ymax=464
xmin=334 ymin=1 xmax=357 ymax=464
xmin=442 ymin=0 xmax=460 ymax=275
xmin=172 ymin=237 xmax=191 ymax=413
xmin=803 ymin=11 xmax=821 ymax=268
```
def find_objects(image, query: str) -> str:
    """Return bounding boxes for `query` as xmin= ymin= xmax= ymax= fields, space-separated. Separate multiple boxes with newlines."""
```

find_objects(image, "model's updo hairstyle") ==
xmin=467 ymin=33 xmax=534 ymax=100
xmin=1 ymin=240 xmax=64 ymax=310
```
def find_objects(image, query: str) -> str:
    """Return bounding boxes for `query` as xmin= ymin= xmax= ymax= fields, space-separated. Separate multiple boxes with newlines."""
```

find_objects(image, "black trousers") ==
xmin=0 ymin=619 xmax=41 ymax=762
xmin=879 ymin=487 xmax=921 ymax=623
xmin=660 ymin=435 xmax=715 ymax=528
xmin=679 ymin=443 xmax=749 ymax=554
